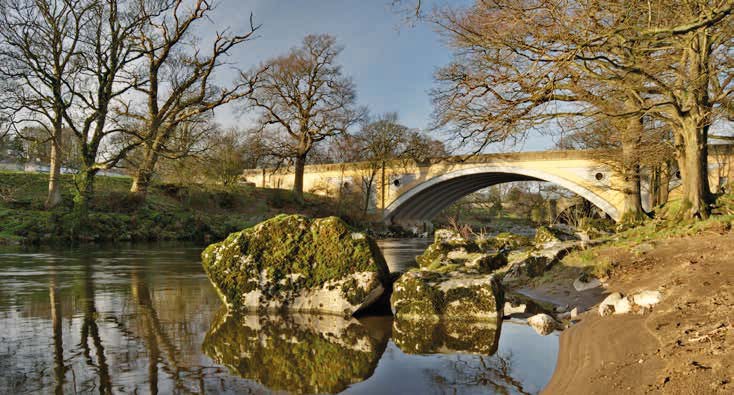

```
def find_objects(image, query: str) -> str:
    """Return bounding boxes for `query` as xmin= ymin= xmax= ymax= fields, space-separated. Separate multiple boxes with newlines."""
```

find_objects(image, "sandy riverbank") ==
xmin=536 ymin=232 xmax=733 ymax=394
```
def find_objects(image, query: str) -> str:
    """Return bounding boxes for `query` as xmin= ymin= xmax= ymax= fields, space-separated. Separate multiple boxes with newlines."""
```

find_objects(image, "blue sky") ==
xmin=205 ymin=0 xmax=553 ymax=151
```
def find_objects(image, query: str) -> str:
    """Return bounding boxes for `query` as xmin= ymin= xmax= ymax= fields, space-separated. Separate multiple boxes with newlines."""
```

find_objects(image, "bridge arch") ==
xmin=383 ymin=165 xmax=621 ymax=227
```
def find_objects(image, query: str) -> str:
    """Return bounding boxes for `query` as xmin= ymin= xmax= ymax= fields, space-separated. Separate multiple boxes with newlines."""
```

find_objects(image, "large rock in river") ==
xmin=201 ymin=214 xmax=391 ymax=317
xmin=390 ymin=269 xmax=504 ymax=322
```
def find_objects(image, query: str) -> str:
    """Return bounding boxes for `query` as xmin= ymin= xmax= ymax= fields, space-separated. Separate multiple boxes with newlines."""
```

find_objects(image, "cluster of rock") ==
xmin=501 ymin=226 xmax=590 ymax=284
xmin=414 ymin=229 xmax=512 ymax=273
xmin=201 ymin=216 xmax=593 ymax=346
xmin=390 ymin=229 xmax=511 ymax=326
xmin=598 ymin=290 xmax=663 ymax=316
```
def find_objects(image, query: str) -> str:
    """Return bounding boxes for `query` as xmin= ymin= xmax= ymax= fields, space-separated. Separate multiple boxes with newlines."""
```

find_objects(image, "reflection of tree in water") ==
xmin=393 ymin=319 xmax=501 ymax=355
xmin=78 ymin=258 xmax=112 ymax=394
xmin=202 ymin=310 xmax=389 ymax=394
xmin=428 ymin=352 xmax=531 ymax=395
xmin=130 ymin=270 xmax=185 ymax=393
xmin=49 ymin=268 xmax=66 ymax=395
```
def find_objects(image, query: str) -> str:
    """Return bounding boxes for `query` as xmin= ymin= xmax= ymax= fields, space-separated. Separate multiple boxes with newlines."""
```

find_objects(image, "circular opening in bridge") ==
xmin=595 ymin=172 xmax=604 ymax=181
xmin=393 ymin=179 xmax=401 ymax=187
xmin=343 ymin=181 xmax=350 ymax=188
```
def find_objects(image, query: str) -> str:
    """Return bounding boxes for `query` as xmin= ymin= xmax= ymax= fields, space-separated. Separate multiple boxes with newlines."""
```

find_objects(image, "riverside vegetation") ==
xmin=0 ymin=171 xmax=361 ymax=245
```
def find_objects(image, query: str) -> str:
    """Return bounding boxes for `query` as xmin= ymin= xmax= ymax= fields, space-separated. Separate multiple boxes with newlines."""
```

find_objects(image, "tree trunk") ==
xmin=362 ymin=168 xmax=378 ymax=215
xmin=50 ymin=272 xmax=65 ymax=395
xmin=130 ymin=147 xmax=159 ymax=199
xmin=655 ymin=161 xmax=671 ymax=207
xmin=45 ymin=137 xmax=63 ymax=210
xmin=677 ymin=123 xmax=712 ymax=218
xmin=73 ymin=168 xmax=97 ymax=221
xmin=293 ymin=153 xmax=306 ymax=204
xmin=620 ymin=107 xmax=646 ymax=223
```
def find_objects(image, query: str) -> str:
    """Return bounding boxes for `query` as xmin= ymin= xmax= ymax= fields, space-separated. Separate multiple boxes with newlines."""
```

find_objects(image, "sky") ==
xmin=200 ymin=0 xmax=553 ymax=152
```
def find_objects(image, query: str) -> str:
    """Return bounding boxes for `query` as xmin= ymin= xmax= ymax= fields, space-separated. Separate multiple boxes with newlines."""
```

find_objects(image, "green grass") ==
xmin=0 ymin=170 xmax=346 ymax=245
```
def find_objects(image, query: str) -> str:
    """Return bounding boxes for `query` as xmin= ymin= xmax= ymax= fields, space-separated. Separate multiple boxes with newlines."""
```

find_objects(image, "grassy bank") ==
xmin=540 ymin=194 xmax=734 ymax=281
xmin=0 ymin=171 xmax=349 ymax=245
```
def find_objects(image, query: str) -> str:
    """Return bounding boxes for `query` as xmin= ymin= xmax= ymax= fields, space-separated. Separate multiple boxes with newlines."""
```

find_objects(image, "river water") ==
xmin=0 ymin=241 xmax=558 ymax=394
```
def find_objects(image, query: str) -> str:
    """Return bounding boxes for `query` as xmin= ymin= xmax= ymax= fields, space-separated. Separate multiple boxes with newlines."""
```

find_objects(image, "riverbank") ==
xmin=526 ymin=226 xmax=734 ymax=393
xmin=0 ymin=171 xmax=350 ymax=245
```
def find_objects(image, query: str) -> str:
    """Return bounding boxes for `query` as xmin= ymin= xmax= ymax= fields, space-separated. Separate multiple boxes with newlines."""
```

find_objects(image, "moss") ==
xmin=444 ymin=285 xmax=499 ymax=317
xmin=341 ymin=277 xmax=371 ymax=305
xmin=482 ymin=232 xmax=531 ymax=250
xmin=467 ymin=251 xmax=508 ymax=273
xmin=415 ymin=242 xmax=449 ymax=267
xmin=391 ymin=271 xmax=503 ymax=322
xmin=390 ymin=272 xmax=445 ymax=322
xmin=533 ymin=226 xmax=563 ymax=245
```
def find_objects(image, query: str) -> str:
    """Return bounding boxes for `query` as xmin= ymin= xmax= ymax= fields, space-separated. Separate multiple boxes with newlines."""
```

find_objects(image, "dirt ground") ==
xmin=537 ymin=232 xmax=734 ymax=394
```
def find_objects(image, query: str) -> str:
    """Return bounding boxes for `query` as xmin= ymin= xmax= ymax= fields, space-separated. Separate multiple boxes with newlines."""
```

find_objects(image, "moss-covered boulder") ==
xmin=502 ymin=242 xmax=580 ymax=283
xmin=203 ymin=311 xmax=388 ymax=394
xmin=201 ymin=214 xmax=391 ymax=317
xmin=390 ymin=270 xmax=504 ymax=322
xmin=416 ymin=229 xmax=507 ymax=274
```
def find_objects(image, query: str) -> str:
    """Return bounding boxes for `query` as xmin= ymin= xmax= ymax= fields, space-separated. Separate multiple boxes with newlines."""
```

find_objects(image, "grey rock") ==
xmin=201 ymin=215 xmax=391 ymax=317
xmin=503 ymin=302 xmax=527 ymax=316
xmin=632 ymin=290 xmax=662 ymax=308
xmin=598 ymin=292 xmax=624 ymax=316
xmin=391 ymin=270 xmax=504 ymax=322
xmin=599 ymin=304 xmax=615 ymax=317
xmin=613 ymin=297 xmax=633 ymax=315
xmin=527 ymin=313 xmax=558 ymax=336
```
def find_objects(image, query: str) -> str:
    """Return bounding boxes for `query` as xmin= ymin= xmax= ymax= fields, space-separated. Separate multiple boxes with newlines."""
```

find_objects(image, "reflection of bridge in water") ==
xmin=243 ymin=148 xmax=734 ymax=229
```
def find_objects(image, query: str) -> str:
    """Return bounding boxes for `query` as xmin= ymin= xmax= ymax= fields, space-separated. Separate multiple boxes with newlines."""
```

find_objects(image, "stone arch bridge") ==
xmin=242 ymin=148 xmax=733 ymax=229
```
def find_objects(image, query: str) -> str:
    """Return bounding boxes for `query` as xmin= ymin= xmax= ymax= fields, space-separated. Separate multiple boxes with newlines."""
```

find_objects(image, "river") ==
xmin=0 ymin=241 xmax=558 ymax=394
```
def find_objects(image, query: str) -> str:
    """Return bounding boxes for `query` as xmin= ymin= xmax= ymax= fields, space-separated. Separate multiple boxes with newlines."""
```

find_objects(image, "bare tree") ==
xmin=328 ymin=113 xmax=446 ymax=214
xmin=424 ymin=2 xmax=655 ymax=221
xmin=243 ymin=34 xmax=365 ymax=203
xmin=56 ymin=0 xmax=156 ymax=218
xmin=0 ymin=0 xmax=90 ymax=209
xmin=413 ymin=0 xmax=734 ymax=219
xmin=352 ymin=113 xmax=412 ymax=213
xmin=203 ymin=127 xmax=261 ymax=187
xmin=118 ymin=0 xmax=260 ymax=199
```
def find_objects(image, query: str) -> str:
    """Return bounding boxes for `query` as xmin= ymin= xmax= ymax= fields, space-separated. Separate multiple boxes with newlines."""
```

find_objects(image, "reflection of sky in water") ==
xmin=378 ymin=238 xmax=432 ymax=272
xmin=347 ymin=322 xmax=558 ymax=395
xmin=0 ymin=243 xmax=558 ymax=394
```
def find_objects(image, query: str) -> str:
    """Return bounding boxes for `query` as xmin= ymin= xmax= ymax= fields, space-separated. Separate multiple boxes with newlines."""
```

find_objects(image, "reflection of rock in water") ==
xmin=392 ymin=319 xmax=501 ymax=355
xmin=202 ymin=310 xmax=389 ymax=394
